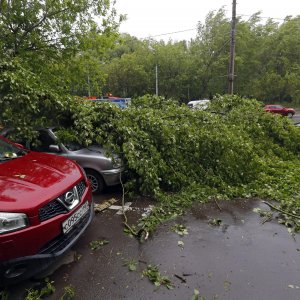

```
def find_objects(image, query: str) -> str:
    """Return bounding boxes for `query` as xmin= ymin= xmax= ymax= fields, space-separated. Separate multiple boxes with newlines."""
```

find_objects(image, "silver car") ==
xmin=1 ymin=127 xmax=122 ymax=193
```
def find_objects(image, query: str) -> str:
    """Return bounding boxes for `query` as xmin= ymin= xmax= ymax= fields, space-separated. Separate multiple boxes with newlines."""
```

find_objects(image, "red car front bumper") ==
xmin=0 ymin=187 xmax=93 ymax=286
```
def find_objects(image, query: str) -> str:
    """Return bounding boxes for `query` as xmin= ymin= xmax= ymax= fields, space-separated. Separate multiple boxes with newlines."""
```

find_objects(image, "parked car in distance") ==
xmin=108 ymin=98 xmax=131 ymax=109
xmin=0 ymin=135 xmax=93 ymax=286
xmin=264 ymin=104 xmax=295 ymax=118
xmin=0 ymin=128 xmax=123 ymax=194
xmin=89 ymin=97 xmax=131 ymax=109
xmin=187 ymin=99 xmax=210 ymax=110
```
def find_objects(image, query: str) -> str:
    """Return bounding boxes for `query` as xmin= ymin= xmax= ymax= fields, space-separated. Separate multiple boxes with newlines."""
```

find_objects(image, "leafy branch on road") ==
xmin=89 ymin=239 xmax=109 ymax=251
xmin=142 ymin=265 xmax=173 ymax=289
xmin=24 ymin=278 xmax=55 ymax=300
xmin=123 ymin=259 xmax=138 ymax=271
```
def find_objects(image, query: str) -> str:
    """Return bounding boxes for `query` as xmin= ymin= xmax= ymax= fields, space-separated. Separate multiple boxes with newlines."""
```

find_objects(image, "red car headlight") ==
xmin=0 ymin=212 xmax=28 ymax=234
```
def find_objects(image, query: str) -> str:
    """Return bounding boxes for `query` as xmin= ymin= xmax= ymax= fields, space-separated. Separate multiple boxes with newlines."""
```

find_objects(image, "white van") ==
xmin=187 ymin=99 xmax=210 ymax=110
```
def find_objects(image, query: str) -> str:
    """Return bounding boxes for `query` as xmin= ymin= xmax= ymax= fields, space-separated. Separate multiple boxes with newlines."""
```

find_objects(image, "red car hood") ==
xmin=0 ymin=151 xmax=82 ymax=215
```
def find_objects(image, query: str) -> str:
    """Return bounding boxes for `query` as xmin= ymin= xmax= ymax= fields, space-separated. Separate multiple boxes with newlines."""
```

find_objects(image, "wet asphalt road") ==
xmin=4 ymin=189 xmax=300 ymax=300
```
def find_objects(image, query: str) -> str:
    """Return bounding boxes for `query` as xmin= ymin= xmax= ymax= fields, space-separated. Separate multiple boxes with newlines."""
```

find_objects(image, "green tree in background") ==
xmin=257 ymin=16 xmax=300 ymax=102
xmin=193 ymin=8 xmax=230 ymax=97
xmin=152 ymin=41 xmax=190 ymax=100
xmin=232 ymin=14 xmax=277 ymax=98
xmin=0 ymin=0 xmax=122 ymax=95
xmin=102 ymin=9 xmax=300 ymax=103
xmin=0 ymin=0 xmax=119 ymax=58
xmin=104 ymin=51 xmax=150 ymax=97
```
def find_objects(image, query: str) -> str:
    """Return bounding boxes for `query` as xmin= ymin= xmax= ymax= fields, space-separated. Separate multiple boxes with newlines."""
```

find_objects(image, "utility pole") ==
xmin=228 ymin=0 xmax=237 ymax=94
xmin=87 ymin=74 xmax=91 ymax=97
xmin=155 ymin=64 xmax=158 ymax=96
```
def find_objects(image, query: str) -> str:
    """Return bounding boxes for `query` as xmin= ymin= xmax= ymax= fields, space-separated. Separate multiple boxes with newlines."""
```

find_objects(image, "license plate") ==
xmin=62 ymin=201 xmax=89 ymax=234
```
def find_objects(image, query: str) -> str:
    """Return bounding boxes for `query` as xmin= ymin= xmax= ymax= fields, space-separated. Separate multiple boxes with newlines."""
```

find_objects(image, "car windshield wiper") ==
xmin=15 ymin=149 xmax=27 ymax=156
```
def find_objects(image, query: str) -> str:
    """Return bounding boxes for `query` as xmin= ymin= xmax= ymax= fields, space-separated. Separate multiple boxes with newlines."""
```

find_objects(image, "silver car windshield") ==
xmin=64 ymin=141 xmax=85 ymax=151
xmin=51 ymin=128 xmax=85 ymax=151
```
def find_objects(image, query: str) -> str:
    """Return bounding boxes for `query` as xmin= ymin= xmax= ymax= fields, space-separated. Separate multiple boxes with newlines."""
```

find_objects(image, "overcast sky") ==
xmin=115 ymin=0 xmax=300 ymax=41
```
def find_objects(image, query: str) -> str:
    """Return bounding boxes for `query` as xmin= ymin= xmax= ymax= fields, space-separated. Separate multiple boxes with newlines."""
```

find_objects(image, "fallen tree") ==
xmin=1 ymin=71 xmax=300 ymax=234
xmin=65 ymin=94 xmax=300 ymax=235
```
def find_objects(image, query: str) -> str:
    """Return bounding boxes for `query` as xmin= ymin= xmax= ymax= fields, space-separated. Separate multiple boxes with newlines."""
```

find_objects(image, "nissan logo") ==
xmin=64 ymin=191 xmax=75 ymax=206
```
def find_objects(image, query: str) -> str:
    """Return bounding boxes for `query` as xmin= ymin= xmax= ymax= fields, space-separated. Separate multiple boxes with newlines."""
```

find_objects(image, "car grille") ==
xmin=76 ymin=180 xmax=86 ymax=199
xmin=38 ymin=207 xmax=90 ymax=254
xmin=39 ymin=181 xmax=87 ymax=222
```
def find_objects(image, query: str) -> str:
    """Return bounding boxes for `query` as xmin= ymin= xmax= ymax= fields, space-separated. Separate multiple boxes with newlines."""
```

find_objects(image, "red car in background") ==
xmin=264 ymin=104 xmax=295 ymax=118
xmin=0 ymin=135 xmax=93 ymax=286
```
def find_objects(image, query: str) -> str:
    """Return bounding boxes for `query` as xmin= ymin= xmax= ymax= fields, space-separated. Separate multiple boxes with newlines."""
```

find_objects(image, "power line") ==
xmin=142 ymin=28 xmax=197 ymax=40
xmin=237 ymin=13 xmax=286 ymax=21
xmin=140 ymin=13 xmax=291 ymax=40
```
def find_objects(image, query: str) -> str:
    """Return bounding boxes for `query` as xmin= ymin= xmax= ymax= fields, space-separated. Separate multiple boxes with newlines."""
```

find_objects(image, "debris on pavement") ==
xmin=89 ymin=239 xmax=109 ymax=250
xmin=94 ymin=198 xmax=118 ymax=213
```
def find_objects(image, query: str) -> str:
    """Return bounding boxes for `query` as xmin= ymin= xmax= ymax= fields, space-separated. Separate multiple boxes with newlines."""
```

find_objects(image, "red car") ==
xmin=264 ymin=104 xmax=295 ymax=118
xmin=0 ymin=135 xmax=93 ymax=286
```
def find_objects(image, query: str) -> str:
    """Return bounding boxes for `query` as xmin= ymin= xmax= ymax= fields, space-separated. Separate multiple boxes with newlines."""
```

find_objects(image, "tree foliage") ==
xmin=103 ymin=10 xmax=300 ymax=103
xmin=0 ymin=59 xmax=71 ymax=140
xmin=51 ymin=94 xmax=299 ymax=200
xmin=0 ymin=0 xmax=122 ymax=95
xmin=0 ymin=0 xmax=119 ymax=57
